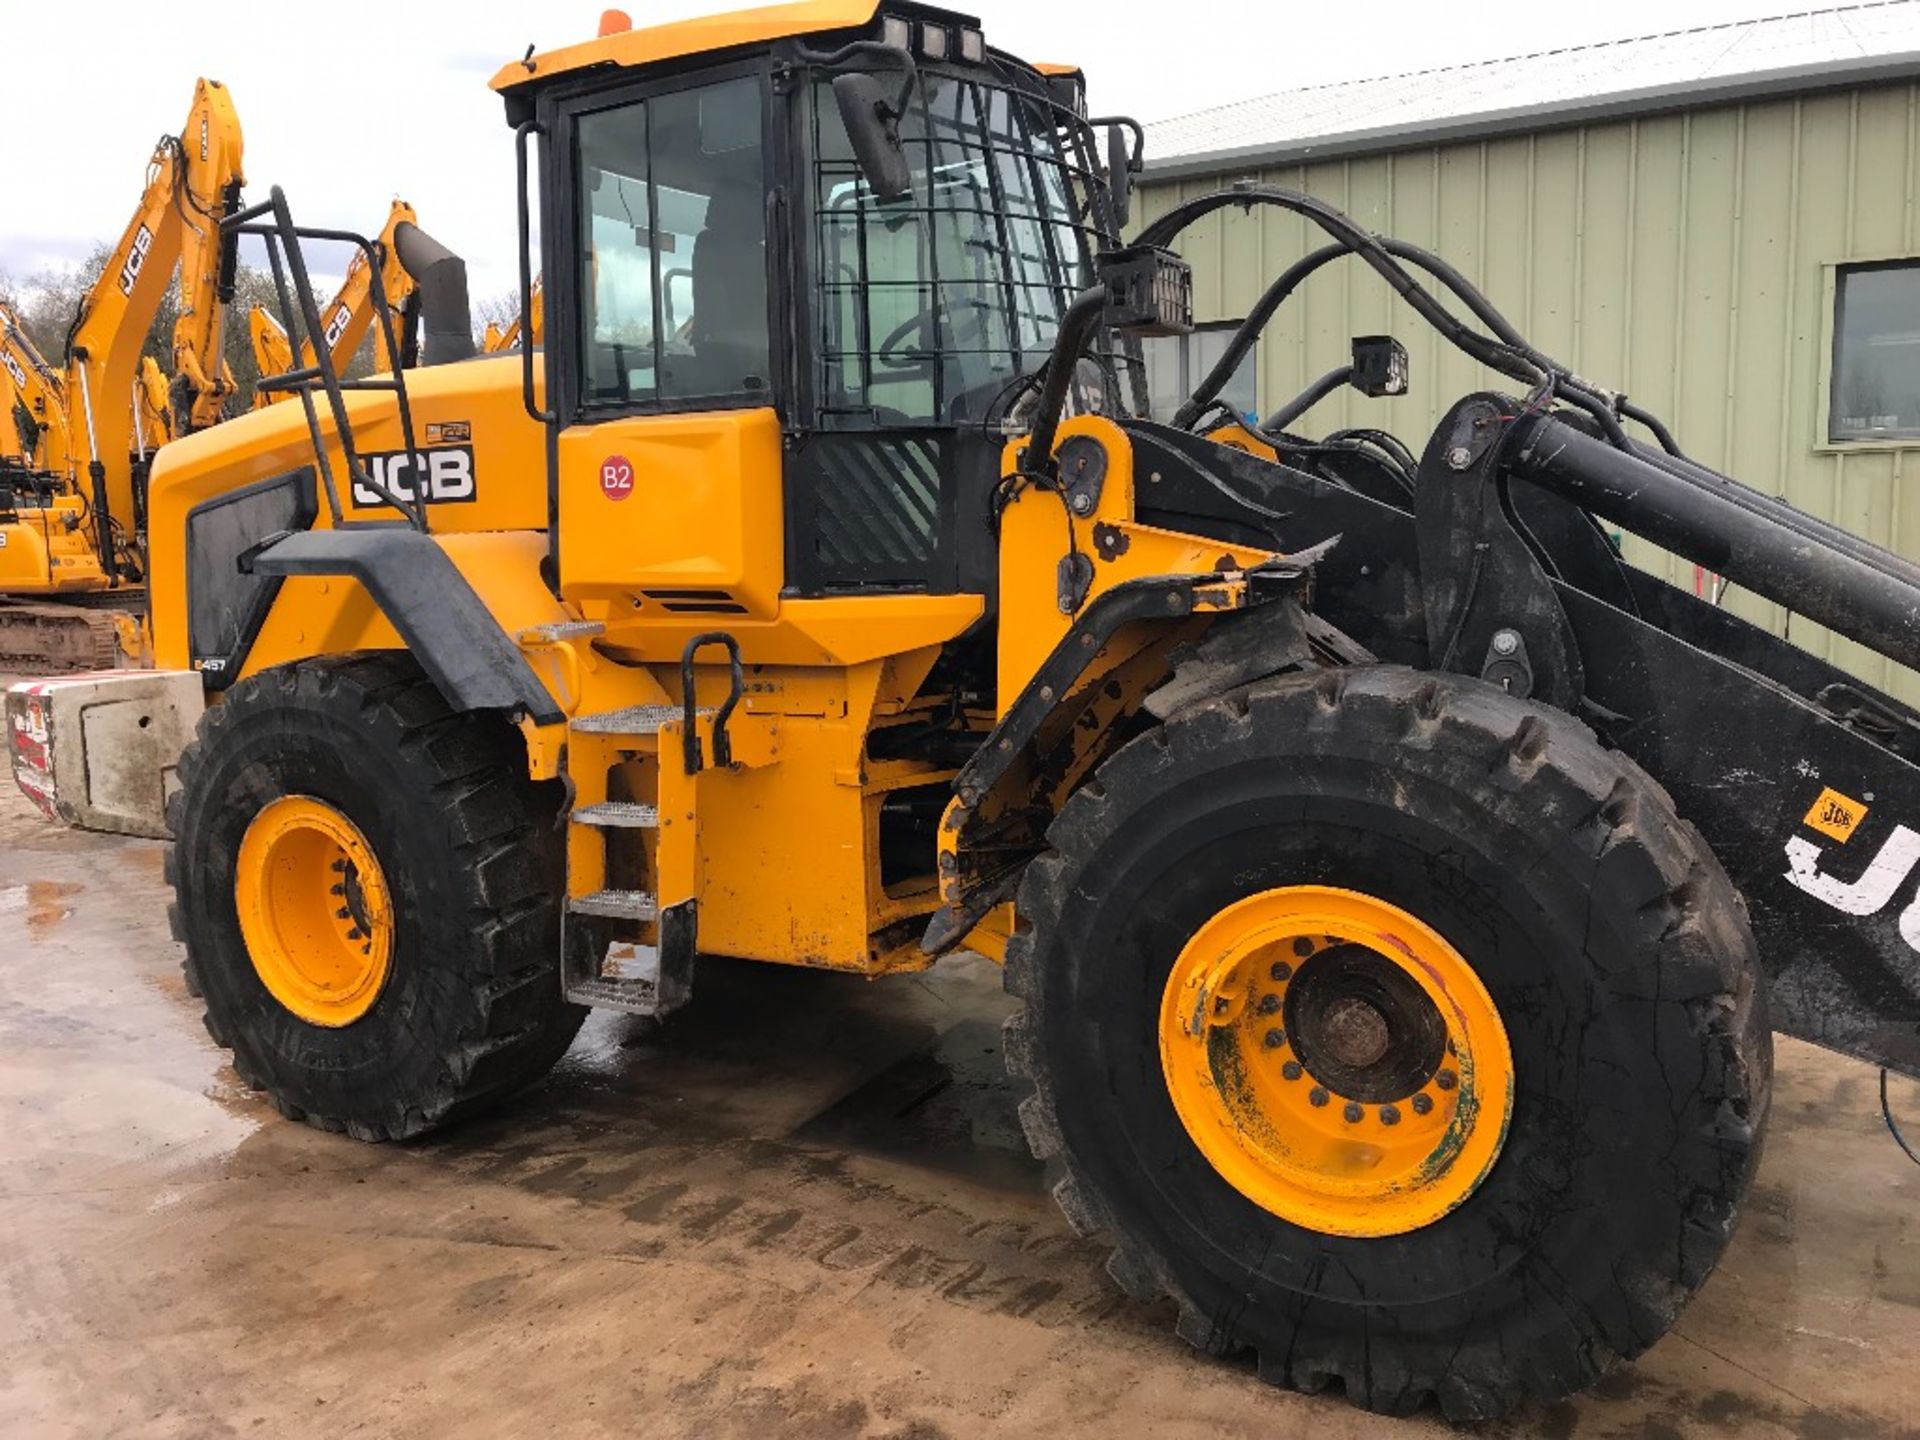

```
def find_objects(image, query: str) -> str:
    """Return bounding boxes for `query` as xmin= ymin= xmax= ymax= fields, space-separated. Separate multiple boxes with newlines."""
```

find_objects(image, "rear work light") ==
xmin=959 ymin=28 xmax=986 ymax=63
xmin=917 ymin=22 xmax=950 ymax=60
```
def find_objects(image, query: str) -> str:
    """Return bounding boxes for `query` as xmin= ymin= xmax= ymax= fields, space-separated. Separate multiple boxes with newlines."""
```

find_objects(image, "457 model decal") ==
xmin=1785 ymin=785 xmax=1920 ymax=950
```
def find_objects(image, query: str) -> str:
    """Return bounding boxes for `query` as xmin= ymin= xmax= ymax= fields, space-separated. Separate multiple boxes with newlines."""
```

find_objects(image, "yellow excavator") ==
xmin=0 ymin=302 xmax=70 ymax=472
xmin=482 ymin=275 xmax=542 ymax=353
xmin=26 ymin=1 xmax=1920 ymax=1420
xmin=0 ymin=77 xmax=245 ymax=668
xmin=248 ymin=199 xmax=422 ymax=405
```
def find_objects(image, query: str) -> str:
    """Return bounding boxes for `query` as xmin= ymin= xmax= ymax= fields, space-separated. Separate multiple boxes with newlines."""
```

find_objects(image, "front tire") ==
xmin=165 ymin=653 xmax=585 ymax=1140
xmin=1004 ymin=666 xmax=1770 ymax=1420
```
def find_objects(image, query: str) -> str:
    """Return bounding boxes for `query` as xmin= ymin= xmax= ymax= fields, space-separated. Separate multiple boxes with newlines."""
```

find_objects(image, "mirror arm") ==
xmin=793 ymin=38 xmax=920 ymax=117
xmin=1087 ymin=115 xmax=1146 ymax=172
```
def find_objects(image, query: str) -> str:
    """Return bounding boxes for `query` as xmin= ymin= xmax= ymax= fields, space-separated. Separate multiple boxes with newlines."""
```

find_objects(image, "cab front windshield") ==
xmin=814 ymin=67 xmax=1098 ymax=427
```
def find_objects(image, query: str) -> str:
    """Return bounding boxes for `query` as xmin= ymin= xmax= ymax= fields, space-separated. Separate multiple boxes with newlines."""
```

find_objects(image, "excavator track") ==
xmin=0 ymin=600 xmax=141 ymax=672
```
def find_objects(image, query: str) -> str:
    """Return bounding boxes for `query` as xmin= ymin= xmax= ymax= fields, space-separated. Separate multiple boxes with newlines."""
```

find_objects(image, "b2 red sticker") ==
xmin=599 ymin=454 xmax=635 ymax=501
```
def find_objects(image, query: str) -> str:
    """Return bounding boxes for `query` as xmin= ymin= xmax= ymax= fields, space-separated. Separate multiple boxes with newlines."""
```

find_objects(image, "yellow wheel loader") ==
xmin=17 ymin=2 xmax=1920 ymax=1420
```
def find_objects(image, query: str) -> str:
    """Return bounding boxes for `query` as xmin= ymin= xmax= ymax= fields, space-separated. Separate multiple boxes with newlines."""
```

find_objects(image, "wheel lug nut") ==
xmin=1282 ymin=1061 xmax=1303 ymax=1081
xmin=1411 ymin=1093 xmax=1434 ymax=1116
xmin=1257 ymin=994 xmax=1281 ymax=1015
xmin=330 ymin=885 xmax=346 ymax=897
xmin=1436 ymin=1069 xmax=1458 ymax=1092
xmin=330 ymin=859 xmax=347 ymax=873
xmin=1291 ymin=938 xmax=1313 ymax=958
xmin=1263 ymin=1028 xmax=1285 ymax=1049
xmin=1308 ymin=1087 xmax=1329 ymax=1108
xmin=1343 ymin=1102 xmax=1364 ymax=1124
xmin=1269 ymin=961 xmax=1292 ymax=982
xmin=335 ymin=907 xmax=352 ymax=921
xmin=1380 ymin=1104 xmax=1401 ymax=1126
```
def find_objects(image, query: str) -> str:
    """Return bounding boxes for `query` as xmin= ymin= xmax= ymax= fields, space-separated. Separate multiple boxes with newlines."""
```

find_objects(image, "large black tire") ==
xmin=1004 ymin=665 xmax=1770 ymax=1421
xmin=164 ymin=652 xmax=586 ymax=1140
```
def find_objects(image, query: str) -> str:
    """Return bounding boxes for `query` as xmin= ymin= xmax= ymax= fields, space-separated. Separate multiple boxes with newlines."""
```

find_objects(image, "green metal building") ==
xmin=1137 ymin=2 xmax=1920 ymax=702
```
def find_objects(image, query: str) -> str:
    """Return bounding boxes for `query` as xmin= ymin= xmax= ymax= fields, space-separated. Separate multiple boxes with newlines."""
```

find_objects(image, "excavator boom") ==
xmin=249 ymin=199 xmax=419 ymax=406
xmin=0 ymin=304 xmax=71 ymax=473
xmin=0 ymin=78 xmax=245 ymax=670
xmin=64 ymin=77 xmax=244 ymax=552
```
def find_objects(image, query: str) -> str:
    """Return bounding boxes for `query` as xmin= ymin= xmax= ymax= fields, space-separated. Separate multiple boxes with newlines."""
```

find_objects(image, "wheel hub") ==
xmin=234 ymin=795 xmax=394 ymax=1028
xmin=1318 ymin=995 xmax=1391 ymax=1069
xmin=1159 ymin=885 xmax=1514 ymax=1238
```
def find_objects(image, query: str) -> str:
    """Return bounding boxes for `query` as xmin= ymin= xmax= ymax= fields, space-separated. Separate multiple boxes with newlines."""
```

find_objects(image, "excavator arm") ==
xmin=249 ymin=200 xmax=419 ymax=407
xmin=482 ymin=275 xmax=542 ymax=353
xmin=64 ymin=77 xmax=244 ymax=565
xmin=0 ymin=303 xmax=72 ymax=472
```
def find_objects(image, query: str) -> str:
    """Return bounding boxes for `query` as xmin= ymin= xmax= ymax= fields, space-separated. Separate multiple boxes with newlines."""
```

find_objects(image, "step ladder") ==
xmin=559 ymin=634 xmax=748 ymax=1017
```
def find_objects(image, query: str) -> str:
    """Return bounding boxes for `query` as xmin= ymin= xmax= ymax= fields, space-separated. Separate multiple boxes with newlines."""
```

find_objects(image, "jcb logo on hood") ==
xmin=351 ymin=446 xmax=476 ymax=507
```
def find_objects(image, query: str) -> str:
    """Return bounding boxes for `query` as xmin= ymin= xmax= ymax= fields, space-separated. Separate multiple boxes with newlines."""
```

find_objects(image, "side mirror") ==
xmin=1106 ymin=124 xmax=1133 ymax=230
xmin=832 ymin=73 xmax=913 ymax=201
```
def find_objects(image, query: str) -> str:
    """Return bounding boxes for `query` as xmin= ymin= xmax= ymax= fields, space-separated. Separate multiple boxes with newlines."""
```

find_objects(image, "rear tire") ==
xmin=165 ymin=652 xmax=585 ymax=1140
xmin=1004 ymin=666 xmax=1770 ymax=1421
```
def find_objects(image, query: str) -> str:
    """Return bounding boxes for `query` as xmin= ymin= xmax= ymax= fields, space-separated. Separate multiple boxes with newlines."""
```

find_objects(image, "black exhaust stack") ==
xmin=392 ymin=222 xmax=476 ymax=366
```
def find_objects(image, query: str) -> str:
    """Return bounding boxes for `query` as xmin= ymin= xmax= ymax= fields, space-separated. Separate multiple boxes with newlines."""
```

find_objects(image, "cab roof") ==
xmin=492 ymin=1 xmax=884 ymax=94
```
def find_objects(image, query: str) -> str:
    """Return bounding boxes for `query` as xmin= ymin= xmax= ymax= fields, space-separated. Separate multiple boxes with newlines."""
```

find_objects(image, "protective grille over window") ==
xmin=812 ymin=69 xmax=1111 ymax=428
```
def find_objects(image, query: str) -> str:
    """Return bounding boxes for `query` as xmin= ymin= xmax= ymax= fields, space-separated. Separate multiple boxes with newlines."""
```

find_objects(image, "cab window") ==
xmin=576 ymin=76 xmax=771 ymax=410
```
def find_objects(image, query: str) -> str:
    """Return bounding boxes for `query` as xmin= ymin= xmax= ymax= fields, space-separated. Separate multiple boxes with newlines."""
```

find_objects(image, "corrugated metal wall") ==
xmin=1138 ymin=81 xmax=1920 ymax=705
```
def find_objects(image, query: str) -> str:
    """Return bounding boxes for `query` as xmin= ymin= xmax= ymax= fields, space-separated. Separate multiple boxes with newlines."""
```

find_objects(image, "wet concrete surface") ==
xmin=1 ymin=780 xmax=1918 ymax=1440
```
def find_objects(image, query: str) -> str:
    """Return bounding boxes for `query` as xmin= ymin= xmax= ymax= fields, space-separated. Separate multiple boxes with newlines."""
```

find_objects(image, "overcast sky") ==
xmin=7 ymin=0 xmax=1808 ymax=305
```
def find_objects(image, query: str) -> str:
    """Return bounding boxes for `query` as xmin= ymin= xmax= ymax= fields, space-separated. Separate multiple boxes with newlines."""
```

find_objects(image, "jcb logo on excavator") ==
xmin=1 ymin=351 xmax=25 ymax=390
xmin=351 ymin=446 xmax=476 ymax=507
xmin=1785 ymin=786 xmax=1920 ymax=951
xmin=118 ymin=227 xmax=153 ymax=296
xmin=322 ymin=304 xmax=352 ymax=352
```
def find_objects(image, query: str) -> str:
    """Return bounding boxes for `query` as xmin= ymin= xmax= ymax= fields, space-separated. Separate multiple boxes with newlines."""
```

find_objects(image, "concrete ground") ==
xmin=2 ymin=782 xmax=1918 ymax=1440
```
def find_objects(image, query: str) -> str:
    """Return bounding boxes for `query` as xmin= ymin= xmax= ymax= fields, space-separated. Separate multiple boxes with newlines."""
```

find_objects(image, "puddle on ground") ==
xmin=791 ymin=1015 xmax=1044 ymax=1194
xmin=0 ymin=880 xmax=82 ymax=933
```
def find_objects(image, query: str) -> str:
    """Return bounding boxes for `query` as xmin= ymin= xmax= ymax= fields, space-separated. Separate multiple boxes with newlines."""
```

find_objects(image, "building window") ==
xmin=1143 ymin=323 xmax=1258 ymax=425
xmin=1830 ymin=260 xmax=1920 ymax=443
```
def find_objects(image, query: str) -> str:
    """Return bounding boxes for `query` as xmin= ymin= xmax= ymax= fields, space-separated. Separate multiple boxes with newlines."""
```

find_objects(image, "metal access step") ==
xmin=521 ymin=619 xmax=606 ymax=643
xmin=571 ymin=704 xmax=713 ymax=737
xmin=571 ymin=801 xmax=659 ymax=829
xmin=568 ymin=889 xmax=659 ymax=921
xmin=563 ymin=940 xmax=685 ymax=1016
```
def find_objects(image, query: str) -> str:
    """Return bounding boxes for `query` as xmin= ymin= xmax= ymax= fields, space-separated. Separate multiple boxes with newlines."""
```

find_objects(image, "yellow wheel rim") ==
xmin=1159 ymin=885 xmax=1513 ymax=1238
xmin=234 ymin=795 xmax=394 ymax=1028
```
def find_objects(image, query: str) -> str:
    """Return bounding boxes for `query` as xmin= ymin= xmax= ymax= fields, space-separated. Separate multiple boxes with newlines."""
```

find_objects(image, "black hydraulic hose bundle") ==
xmin=1140 ymin=187 xmax=1638 ymax=450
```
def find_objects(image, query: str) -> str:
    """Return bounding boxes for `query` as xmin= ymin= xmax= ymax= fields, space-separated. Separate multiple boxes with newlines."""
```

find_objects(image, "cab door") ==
xmin=547 ymin=66 xmax=787 ymax=619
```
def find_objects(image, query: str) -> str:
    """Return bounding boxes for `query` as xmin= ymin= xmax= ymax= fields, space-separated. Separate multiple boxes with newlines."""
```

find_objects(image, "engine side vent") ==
xmin=640 ymin=588 xmax=749 ymax=615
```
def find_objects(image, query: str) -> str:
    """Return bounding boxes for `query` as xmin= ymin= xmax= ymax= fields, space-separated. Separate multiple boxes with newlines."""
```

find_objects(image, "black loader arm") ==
xmin=1414 ymin=395 xmax=1920 ymax=1078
